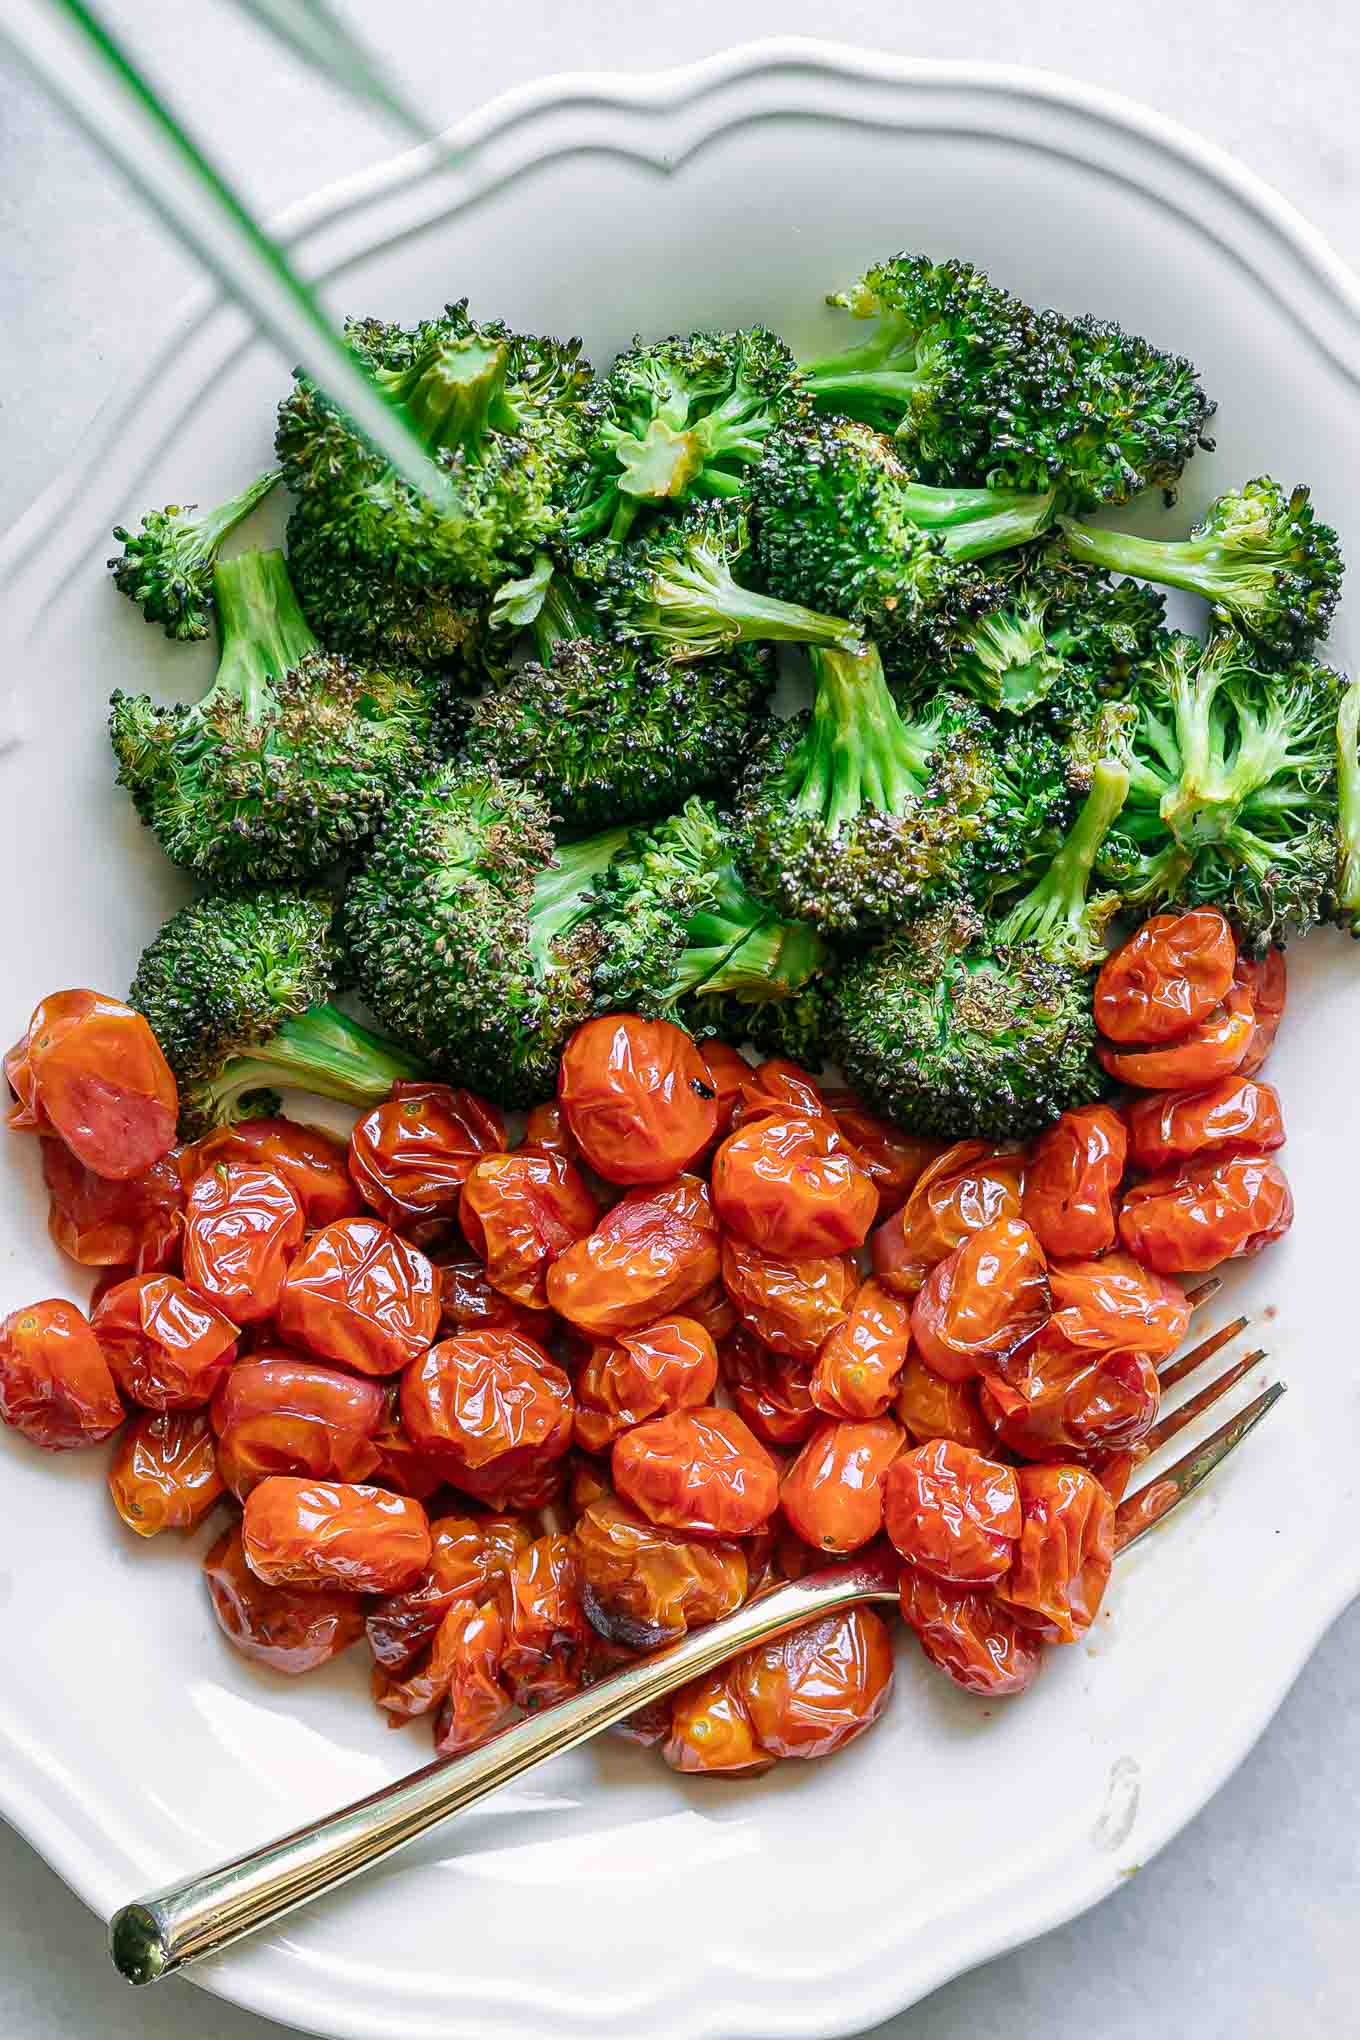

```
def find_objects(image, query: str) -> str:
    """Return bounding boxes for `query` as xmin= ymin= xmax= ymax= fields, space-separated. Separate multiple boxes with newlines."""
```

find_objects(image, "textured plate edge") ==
xmin=1 ymin=37 xmax=1358 ymax=2040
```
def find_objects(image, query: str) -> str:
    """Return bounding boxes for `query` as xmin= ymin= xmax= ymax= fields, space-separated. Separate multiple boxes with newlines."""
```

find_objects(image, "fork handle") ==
xmin=109 ymin=1551 xmax=898 ymax=1984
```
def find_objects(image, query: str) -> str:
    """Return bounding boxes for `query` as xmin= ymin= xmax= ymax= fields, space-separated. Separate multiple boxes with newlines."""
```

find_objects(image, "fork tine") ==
xmin=1144 ymin=1348 xmax=1269 ymax=1454
xmin=1186 ymin=1276 xmax=1225 ymax=1313
xmin=1159 ymin=1315 xmax=1250 ymax=1391
xmin=1114 ymin=1381 xmax=1286 ymax=1553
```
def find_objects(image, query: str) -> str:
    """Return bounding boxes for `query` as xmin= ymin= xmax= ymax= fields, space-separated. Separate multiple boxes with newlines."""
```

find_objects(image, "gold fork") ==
xmin=109 ymin=1279 xmax=1283 ymax=1986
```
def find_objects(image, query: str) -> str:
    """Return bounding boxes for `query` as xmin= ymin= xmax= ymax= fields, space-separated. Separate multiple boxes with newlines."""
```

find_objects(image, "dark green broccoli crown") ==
xmin=275 ymin=301 xmax=599 ymax=593
xmin=285 ymin=501 xmax=492 ymax=680
xmin=832 ymin=899 xmax=1106 ymax=1141
xmin=689 ymin=982 xmax=833 ymax=1069
xmin=1099 ymin=631 xmax=1344 ymax=950
xmin=571 ymin=502 xmax=862 ymax=661
xmin=956 ymin=717 xmax=1080 ymax=901
xmin=569 ymin=326 xmax=807 ymax=540
xmin=989 ymin=754 xmax=1131 ymax=969
xmin=109 ymin=550 xmax=448 ymax=886
xmin=1061 ymin=478 xmax=1344 ymax=658
xmin=108 ymin=470 xmax=280 ymax=641
xmin=1053 ymin=314 xmax=1216 ymax=508
xmin=342 ymin=764 xmax=617 ymax=1106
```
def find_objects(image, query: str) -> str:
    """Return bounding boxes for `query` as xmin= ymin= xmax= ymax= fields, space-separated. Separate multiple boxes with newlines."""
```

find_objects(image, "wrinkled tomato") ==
xmin=720 ymin=1235 xmax=856 ymax=1360
xmin=871 ymin=1141 xmax=1026 ymax=1297
xmin=996 ymin=1463 xmax=1115 ymax=1643
xmin=822 ymin=1091 xmax=943 ymax=1220
xmin=375 ymin=1594 xmax=505 ymax=1727
xmin=893 ymin=1352 xmax=992 ymax=1452
xmin=366 ymin=1513 xmax=530 ymax=1673
xmin=1118 ymin=1151 xmax=1294 ymax=1273
xmin=1235 ymin=948 xmax=1287 ymax=1074
xmin=683 ymin=1277 xmax=738 ymax=1344
xmin=613 ymin=1405 xmax=778 ymax=1537
xmin=501 ymin=1534 xmax=591 ymax=1709
xmin=558 ymin=1015 xmax=720 ymax=1185
xmin=400 ymin=1329 xmax=574 ymax=1508
xmin=204 ymin=1524 xmax=364 ymax=1674
xmin=546 ymin=1175 xmax=721 ymax=1337
xmin=41 ymin=1138 xmax=185 ymax=1272
xmin=1124 ymin=1074 xmax=1285 ymax=1172
xmin=242 ymin=1476 xmax=432 ymax=1593
xmin=367 ymin=1387 xmax=449 ymax=1500
xmin=734 ymin=1607 xmax=895 ymax=1760
xmin=0 ymin=1297 xmax=124 ymax=1449
xmin=5 ymin=988 xmax=178 ymax=1179
xmin=883 ymin=1440 xmax=1022 ymax=1585
xmin=1022 ymin=1105 xmax=1127 ymax=1260
xmin=1094 ymin=909 xmax=1237 ymax=1045
xmin=436 ymin=1254 xmax=555 ymax=1344
xmin=92 ymin=1272 xmax=238 ymax=1409
xmin=108 ymin=1408 xmax=223 ymax=1535
xmin=780 ymin=1415 xmax=904 ymax=1553
xmin=277 ymin=1217 xmax=439 ymax=1375
xmin=732 ymin=1057 xmax=834 ymax=1130
xmin=898 ymin=1567 xmax=1042 ymax=1697
xmin=691 ymin=1040 xmax=750 ymax=1147
xmin=811 ymin=1279 xmax=912 ymax=1420
xmin=664 ymin=1669 xmax=773 ymax=1776
xmin=210 ymin=1356 xmax=385 ymax=1498
xmin=911 ymin=1216 xmax=1050 ymax=1384
xmin=432 ymin=1601 xmax=518 ymax=1756
xmin=574 ymin=1494 xmax=747 ymax=1649
xmin=712 ymin=1111 xmax=877 ymax=1259
xmin=347 ymin=1081 xmax=504 ymax=1243
xmin=719 ymin=1326 xmax=818 ymax=1448
xmin=181 ymin=1161 xmax=305 ymax=1325
xmin=459 ymin=1149 xmax=599 ymax=1310
xmin=189 ymin=1117 xmax=360 ymax=1229
xmin=1046 ymin=1251 xmax=1190 ymax=1356
xmin=572 ymin=1315 xmax=718 ymax=1454
xmin=1098 ymin=980 xmax=1255 ymax=1090
xmin=981 ymin=1336 xmax=1160 ymax=1460
xmin=522 ymin=1099 xmax=579 ymax=1160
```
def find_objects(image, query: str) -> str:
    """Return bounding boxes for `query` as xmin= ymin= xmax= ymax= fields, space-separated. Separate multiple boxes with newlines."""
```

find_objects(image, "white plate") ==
xmin=3 ymin=39 xmax=1360 ymax=2040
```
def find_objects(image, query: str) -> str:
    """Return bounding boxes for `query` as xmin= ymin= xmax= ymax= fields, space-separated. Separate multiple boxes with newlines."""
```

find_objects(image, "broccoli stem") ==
xmin=897 ymin=483 xmax=1058 ymax=560
xmin=528 ymin=829 xmax=632 ymax=973
xmin=187 ymin=1003 xmax=424 ymax=1129
xmin=664 ymin=860 xmax=828 ymax=1007
xmin=1059 ymin=517 xmax=1265 ymax=618
xmin=647 ymin=551 xmax=862 ymax=659
xmin=211 ymin=549 xmax=317 ymax=719
xmin=376 ymin=337 xmax=515 ymax=454
xmin=189 ymin=470 xmax=283 ymax=558
xmin=797 ymin=643 xmax=929 ymax=828
xmin=1336 ymin=680 xmax=1360 ymax=932
xmin=953 ymin=602 xmax=1057 ymax=713
xmin=995 ymin=756 xmax=1130 ymax=963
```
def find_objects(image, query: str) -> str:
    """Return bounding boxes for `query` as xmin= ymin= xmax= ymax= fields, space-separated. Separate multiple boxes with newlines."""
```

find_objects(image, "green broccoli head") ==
xmin=1061 ymin=478 xmax=1343 ymax=657
xmin=955 ymin=717 xmax=1081 ymax=902
xmin=109 ymin=549 xmax=451 ymax=887
xmin=284 ymin=501 xmax=495 ymax=680
xmin=108 ymin=471 xmax=280 ymax=641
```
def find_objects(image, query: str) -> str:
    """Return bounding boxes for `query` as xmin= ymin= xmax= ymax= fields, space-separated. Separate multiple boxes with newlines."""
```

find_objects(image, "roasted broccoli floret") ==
xmin=832 ymin=759 xmax=1130 ymax=1140
xmin=108 ymin=470 xmax=280 ymax=641
xmin=461 ymin=564 xmax=773 ymax=827
xmin=284 ymin=499 xmax=493 ymax=679
xmin=1098 ymin=632 xmax=1344 ymax=951
xmin=276 ymin=301 xmax=597 ymax=594
xmin=128 ymin=888 xmax=423 ymax=1137
xmin=109 ymin=548 xmax=449 ymax=886
xmin=568 ymin=327 xmax=807 ymax=541
xmin=1061 ymin=478 xmax=1342 ymax=658
xmin=572 ymin=503 xmax=862 ymax=661
xmin=802 ymin=251 xmax=1214 ymax=506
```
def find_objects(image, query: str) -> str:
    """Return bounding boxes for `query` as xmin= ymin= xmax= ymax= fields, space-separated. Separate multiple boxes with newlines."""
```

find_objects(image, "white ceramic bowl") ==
xmin=3 ymin=40 xmax=1360 ymax=2040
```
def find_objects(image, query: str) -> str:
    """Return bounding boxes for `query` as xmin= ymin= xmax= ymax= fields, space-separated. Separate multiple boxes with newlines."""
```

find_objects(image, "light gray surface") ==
xmin=1 ymin=4 xmax=1357 ymax=2037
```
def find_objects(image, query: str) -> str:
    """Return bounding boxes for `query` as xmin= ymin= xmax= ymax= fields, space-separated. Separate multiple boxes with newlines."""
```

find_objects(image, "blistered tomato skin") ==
xmin=893 ymin=1353 xmax=992 ymax=1452
xmin=574 ymin=1495 xmax=747 ymax=1648
xmin=181 ymin=1162 xmax=305 ymax=1325
xmin=911 ymin=1216 xmax=1050 ymax=1385
xmin=721 ymin=1235 xmax=856 ymax=1360
xmin=998 ymin=1463 xmax=1115 ymax=1644
xmin=1094 ymin=909 xmax=1237 ymax=1044
xmin=108 ymin=1409 xmax=223 ymax=1535
xmin=691 ymin=1041 xmax=749 ymax=1144
xmin=573 ymin=1316 xmax=718 ymax=1454
xmin=811 ymin=1280 xmax=912 ymax=1420
xmin=1235 ymin=949 xmax=1287 ymax=1074
xmin=502 ymin=1534 xmax=592 ymax=1709
xmin=459 ymin=1151 xmax=599 ymax=1310
xmin=366 ymin=1514 xmax=530 ymax=1673
xmin=779 ymin=1416 xmax=904 ymax=1553
xmin=822 ymin=1093 xmax=943 ymax=1220
xmin=347 ymin=1081 xmax=504 ymax=1243
xmin=883 ymin=1440 xmax=1022 ymax=1585
xmin=613 ymin=1406 xmax=778 ymax=1537
xmin=546 ymin=1176 xmax=721 ymax=1337
xmin=367 ymin=1387 xmax=449 ymax=1500
xmin=558 ymin=1015 xmax=720 ymax=1185
xmin=719 ymin=1327 xmax=819 ymax=1448
xmin=732 ymin=1058 xmax=834 ymax=1130
xmin=735 ymin=1607 xmax=895 ymax=1760
xmin=432 ymin=1603 xmax=518 ymax=1757
xmin=204 ymin=1525 xmax=364 ymax=1674
xmin=981 ymin=1336 xmax=1160 ymax=1460
xmin=1022 ymin=1106 xmax=1127 ymax=1260
xmin=712 ymin=1112 xmax=877 ymax=1259
xmin=42 ymin=1139 xmax=186 ymax=1272
xmin=210 ymin=1357 xmax=385 ymax=1498
xmin=1118 ymin=1152 xmax=1294 ymax=1273
xmin=437 ymin=1255 xmax=555 ymax=1344
xmin=242 ymin=1477 xmax=432 ymax=1592
xmin=189 ymin=1119 xmax=361 ymax=1229
xmin=870 ymin=1142 xmax=1026 ymax=1297
xmin=374 ymin=1596 xmax=505 ymax=1726
xmin=0 ymin=1299 xmax=124 ymax=1449
xmin=277 ymin=1218 xmax=439 ymax=1375
xmin=664 ymin=1670 xmax=773 ymax=1776
xmin=1124 ymin=1075 xmax=1285 ymax=1172
xmin=1046 ymin=1252 xmax=1190 ymax=1357
xmin=898 ymin=1567 xmax=1042 ymax=1698
xmin=7 ymin=989 xmax=178 ymax=1179
xmin=92 ymin=1273 xmax=238 ymax=1409
xmin=400 ymin=1329 xmax=574 ymax=1506
xmin=1098 ymin=980 xmax=1255 ymax=1090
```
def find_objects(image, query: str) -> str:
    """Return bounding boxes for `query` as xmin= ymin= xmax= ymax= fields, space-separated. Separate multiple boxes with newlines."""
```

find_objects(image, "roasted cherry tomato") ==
xmin=683 ymin=1277 xmax=738 ymax=1344
xmin=366 ymin=1513 xmax=530 ymax=1673
xmin=1118 ymin=1151 xmax=1294 ymax=1273
xmin=367 ymin=1388 xmax=449 ymax=1500
xmin=501 ymin=1533 xmax=591 ymax=1709
xmin=5 ymin=988 xmax=178 ymax=1179
xmin=432 ymin=1601 xmax=518 ymax=1756
xmin=242 ymin=1476 xmax=432 ymax=1592
xmin=898 ymin=1567 xmax=1042 ymax=1697
xmin=613 ymin=1405 xmax=778 ymax=1537
xmin=779 ymin=1415 xmax=904 ymax=1553
xmin=732 ymin=1057 xmax=834 ymax=1129
xmin=1235 ymin=948 xmax=1287 ymax=1074
xmin=664 ymin=1668 xmax=773 ymax=1776
xmin=822 ymin=1091 xmax=943 ymax=1220
xmin=459 ymin=1150 xmax=599 ymax=1310
xmin=719 ymin=1326 xmax=819 ymax=1448
xmin=0 ymin=1297 xmax=123 ymax=1449
xmin=871 ymin=1141 xmax=1026 ymax=1297
xmin=522 ymin=1099 xmax=580 ymax=1159
xmin=893 ymin=1352 xmax=993 ymax=1452
xmin=108 ymin=1408 xmax=223 ymax=1536
xmin=911 ymin=1216 xmax=1050 ymax=1385
xmin=720 ymin=1235 xmax=856 ymax=1360
xmin=883 ymin=1440 xmax=1022 ymax=1585
xmin=1124 ymin=1074 xmax=1285 ymax=1172
xmin=92 ymin=1272 xmax=238 ymax=1409
xmin=546 ymin=1175 xmax=721 ymax=1337
xmin=347 ymin=1081 xmax=504 ymax=1243
xmin=691 ymin=1040 xmax=750 ymax=1144
xmin=712 ymin=1111 xmax=877 ymax=1259
xmin=204 ymin=1524 xmax=364 ymax=1675
xmin=558 ymin=1015 xmax=720 ymax=1185
xmin=400 ymin=1329 xmax=573 ymax=1508
xmin=375 ymin=1594 xmax=507 ymax=1727
xmin=981 ymin=1336 xmax=1160 ymax=1460
xmin=997 ymin=1463 xmax=1115 ymax=1643
xmin=573 ymin=1315 xmax=718 ymax=1454
xmin=734 ymin=1607 xmax=894 ymax=1760
xmin=210 ymin=1356 xmax=385 ymax=1499
xmin=1022 ymin=1105 xmax=1127 ymax=1260
xmin=1046 ymin=1250 xmax=1190 ymax=1357
xmin=811 ymin=1279 xmax=912 ymax=1420
xmin=1098 ymin=980 xmax=1255 ymax=1090
xmin=574 ymin=1494 xmax=747 ymax=1648
xmin=181 ymin=1161 xmax=305 ymax=1325
xmin=1094 ymin=909 xmax=1236 ymax=1045
xmin=189 ymin=1118 xmax=360 ymax=1229
xmin=41 ymin=1138 xmax=186 ymax=1272
xmin=277 ymin=1217 xmax=439 ymax=1375
xmin=436 ymin=1254 xmax=555 ymax=1344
